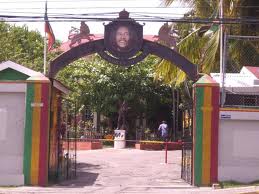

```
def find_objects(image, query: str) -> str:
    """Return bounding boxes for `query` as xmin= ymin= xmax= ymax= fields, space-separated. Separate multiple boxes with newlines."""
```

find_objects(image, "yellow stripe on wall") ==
xmin=49 ymin=90 xmax=58 ymax=168
xmin=30 ymin=84 xmax=42 ymax=185
xmin=202 ymin=87 xmax=212 ymax=185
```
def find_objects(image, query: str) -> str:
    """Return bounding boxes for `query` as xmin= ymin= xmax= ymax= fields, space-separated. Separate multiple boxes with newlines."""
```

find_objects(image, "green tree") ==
xmin=0 ymin=22 xmax=60 ymax=72
xmin=57 ymin=55 xmax=172 ymax=132
xmin=156 ymin=0 xmax=258 ymax=86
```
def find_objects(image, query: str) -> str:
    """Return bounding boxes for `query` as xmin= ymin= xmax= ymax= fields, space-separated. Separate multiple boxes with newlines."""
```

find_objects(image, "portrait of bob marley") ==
xmin=107 ymin=23 xmax=140 ymax=58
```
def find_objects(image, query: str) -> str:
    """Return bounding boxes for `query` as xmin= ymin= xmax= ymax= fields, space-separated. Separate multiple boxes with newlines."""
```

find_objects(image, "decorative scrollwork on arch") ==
xmin=49 ymin=39 xmax=197 ymax=81
xmin=98 ymin=45 xmax=149 ymax=67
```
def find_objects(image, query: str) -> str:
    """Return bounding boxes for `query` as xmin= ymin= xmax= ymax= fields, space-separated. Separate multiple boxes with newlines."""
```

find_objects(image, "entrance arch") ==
xmin=48 ymin=10 xmax=199 ymax=187
xmin=48 ymin=37 xmax=197 ymax=185
xmin=49 ymin=39 xmax=197 ymax=80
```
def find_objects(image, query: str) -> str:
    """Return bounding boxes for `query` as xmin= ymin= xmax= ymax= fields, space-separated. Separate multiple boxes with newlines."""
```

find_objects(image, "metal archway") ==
xmin=48 ymin=39 xmax=198 ymax=81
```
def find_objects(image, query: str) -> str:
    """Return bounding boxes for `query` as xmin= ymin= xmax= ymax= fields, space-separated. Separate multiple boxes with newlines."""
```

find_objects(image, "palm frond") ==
xmin=154 ymin=59 xmax=187 ymax=87
xmin=201 ymin=29 xmax=220 ymax=73
xmin=226 ymin=0 xmax=243 ymax=17
xmin=177 ymin=28 xmax=208 ymax=65
xmin=154 ymin=26 xmax=208 ymax=86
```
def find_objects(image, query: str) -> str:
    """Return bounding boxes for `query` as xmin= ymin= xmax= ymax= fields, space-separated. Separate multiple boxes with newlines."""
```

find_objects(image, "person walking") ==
xmin=158 ymin=120 xmax=168 ymax=142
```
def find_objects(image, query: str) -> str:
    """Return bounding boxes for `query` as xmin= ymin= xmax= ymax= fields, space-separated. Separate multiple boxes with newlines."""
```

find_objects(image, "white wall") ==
xmin=219 ymin=111 xmax=259 ymax=183
xmin=0 ymin=83 xmax=26 ymax=185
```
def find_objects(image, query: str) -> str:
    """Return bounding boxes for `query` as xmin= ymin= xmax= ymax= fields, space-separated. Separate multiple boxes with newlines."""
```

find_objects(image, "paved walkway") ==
xmin=1 ymin=148 xmax=259 ymax=194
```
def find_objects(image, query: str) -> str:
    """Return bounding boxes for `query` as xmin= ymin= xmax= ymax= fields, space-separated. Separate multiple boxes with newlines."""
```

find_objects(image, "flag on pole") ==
xmin=44 ymin=2 xmax=55 ymax=51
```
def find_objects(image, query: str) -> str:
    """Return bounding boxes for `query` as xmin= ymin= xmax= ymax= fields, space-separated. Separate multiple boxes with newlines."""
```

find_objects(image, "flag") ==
xmin=45 ymin=20 xmax=55 ymax=51
xmin=44 ymin=2 xmax=55 ymax=51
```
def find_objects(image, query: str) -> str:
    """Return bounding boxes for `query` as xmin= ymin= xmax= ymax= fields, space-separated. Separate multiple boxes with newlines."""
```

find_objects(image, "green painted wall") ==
xmin=23 ymin=83 xmax=34 ymax=184
xmin=194 ymin=86 xmax=204 ymax=186
xmin=0 ymin=68 xmax=29 ymax=80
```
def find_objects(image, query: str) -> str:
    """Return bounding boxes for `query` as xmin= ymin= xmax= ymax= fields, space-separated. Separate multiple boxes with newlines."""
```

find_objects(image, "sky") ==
xmin=0 ymin=0 xmax=190 ymax=42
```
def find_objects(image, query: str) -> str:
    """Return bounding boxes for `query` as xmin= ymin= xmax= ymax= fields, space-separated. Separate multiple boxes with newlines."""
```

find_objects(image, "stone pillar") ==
xmin=193 ymin=74 xmax=220 ymax=186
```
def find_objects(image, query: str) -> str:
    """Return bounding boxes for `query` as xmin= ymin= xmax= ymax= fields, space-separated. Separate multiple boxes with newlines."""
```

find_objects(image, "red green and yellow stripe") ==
xmin=30 ymin=83 xmax=42 ymax=185
xmin=49 ymin=89 xmax=58 ymax=172
xmin=202 ymin=87 xmax=212 ymax=185
xmin=194 ymin=86 xmax=204 ymax=185
xmin=211 ymin=86 xmax=219 ymax=183
xmin=193 ymin=75 xmax=220 ymax=186
xmin=23 ymin=83 xmax=34 ymax=185
xmin=39 ymin=83 xmax=49 ymax=185
xmin=220 ymin=107 xmax=259 ymax=112
xmin=23 ymin=82 xmax=50 ymax=186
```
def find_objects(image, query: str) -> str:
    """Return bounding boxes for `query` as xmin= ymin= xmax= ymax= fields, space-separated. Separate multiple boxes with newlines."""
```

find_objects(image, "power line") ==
xmin=0 ymin=11 xmax=188 ymax=17
xmin=0 ymin=0 xmax=155 ymax=2
xmin=0 ymin=0 xmax=257 ymax=7
xmin=0 ymin=9 xmax=259 ymax=19
xmin=0 ymin=6 xmax=258 ymax=9
xmin=0 ymin=7 xmax=190 ymax=10
xmin=0 ymin=0 xmax=257 ymax=8
xmin=1 ymin=14 xmax=259 ymax=24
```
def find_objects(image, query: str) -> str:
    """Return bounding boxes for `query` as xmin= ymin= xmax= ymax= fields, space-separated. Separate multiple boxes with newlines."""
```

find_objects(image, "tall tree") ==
xmin=57 ymin=55 xmax=173 ymax=132
xmin=156 ymin=0 xmax=259 ymax=86
xmin=0 ymin=22 xmax=60 ymax=72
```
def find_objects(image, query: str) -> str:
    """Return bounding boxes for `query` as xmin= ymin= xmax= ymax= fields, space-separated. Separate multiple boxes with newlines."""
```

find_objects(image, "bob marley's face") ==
xmin=115 ymin=26 xmax=130 ymax=48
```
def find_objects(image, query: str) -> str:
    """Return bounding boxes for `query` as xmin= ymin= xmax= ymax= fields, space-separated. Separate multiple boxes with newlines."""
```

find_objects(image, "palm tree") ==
xmin=155 ymin=0 xmax=258 ymax=85
xmin=154 ymin=0 xmax=258 ymax=140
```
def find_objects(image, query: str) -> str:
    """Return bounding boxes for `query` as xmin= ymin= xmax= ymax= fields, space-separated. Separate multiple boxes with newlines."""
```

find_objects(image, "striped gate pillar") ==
xmin=193 ymin=74 xmax=220 ymax=186
xmin=23 ymin=80 xmax=50 ymax=186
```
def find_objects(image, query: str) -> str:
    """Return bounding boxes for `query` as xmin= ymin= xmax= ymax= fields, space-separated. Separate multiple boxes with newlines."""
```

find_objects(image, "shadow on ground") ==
xmin=77 ymin=162 xmax=102 ymax=170
xmin=54 ymin=162 xmax=100 ymax=187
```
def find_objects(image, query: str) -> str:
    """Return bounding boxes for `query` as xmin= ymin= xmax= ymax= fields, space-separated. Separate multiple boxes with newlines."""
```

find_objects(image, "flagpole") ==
xmin=43 ymin=1 xmax=47 ymax=75
xmin=44 ymin=33 xmax=47 ymax=75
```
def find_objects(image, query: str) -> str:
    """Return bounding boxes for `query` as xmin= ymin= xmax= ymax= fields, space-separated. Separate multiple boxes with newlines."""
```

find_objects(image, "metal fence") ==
xmin=222 ymin=35 xmax=259 ymax=107
xmin=225 ymin=35 xmax=259 ymax=73
xmin=181 ymin=106 xmax=193 ymax=184
xmin=78 ymin=130 xmax=104 ymax=140
xmin=135 ymin=128 xmax=160 ymax=141
xmin=57 ymin=101 xmax=77 ymax=182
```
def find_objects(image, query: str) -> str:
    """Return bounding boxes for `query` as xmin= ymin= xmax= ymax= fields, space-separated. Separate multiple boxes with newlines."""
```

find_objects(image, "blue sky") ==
xmin=0 ymin=0 xmax=189 ymax=41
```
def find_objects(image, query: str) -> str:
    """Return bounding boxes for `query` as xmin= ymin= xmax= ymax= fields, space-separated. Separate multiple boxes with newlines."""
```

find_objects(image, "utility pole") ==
xmin=219 ymin=0 xmax=226 ymax=107
xmin=43 ymin=1 xmax=47 ymax=75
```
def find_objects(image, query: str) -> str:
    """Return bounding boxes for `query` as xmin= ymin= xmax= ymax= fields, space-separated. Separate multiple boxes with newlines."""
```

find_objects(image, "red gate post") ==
xmin=165 ymin=141 xmax=168 ymax=164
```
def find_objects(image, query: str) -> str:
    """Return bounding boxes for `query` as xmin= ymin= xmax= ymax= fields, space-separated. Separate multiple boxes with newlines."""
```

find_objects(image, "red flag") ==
xmin=45 ymin=19 xmax=55 ymax=51
xmin=44 ymin=2 xmax=55 ymax=51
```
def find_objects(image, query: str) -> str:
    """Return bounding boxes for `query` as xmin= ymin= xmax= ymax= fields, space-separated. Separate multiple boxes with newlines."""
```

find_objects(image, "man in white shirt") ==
xmin=158 ymin=120 xmax=168 ymax=142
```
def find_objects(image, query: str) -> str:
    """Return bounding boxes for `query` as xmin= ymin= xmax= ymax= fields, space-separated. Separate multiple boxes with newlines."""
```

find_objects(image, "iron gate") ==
xmin=48 ymin=98 xmax=77 ymax=183
xmin=181 ymin=107 xmax=193 ymax=184
xmin=58 ymin=100 xmax=77 ymax=181
xmin=181 ymin=141 xmax=192 ymax=184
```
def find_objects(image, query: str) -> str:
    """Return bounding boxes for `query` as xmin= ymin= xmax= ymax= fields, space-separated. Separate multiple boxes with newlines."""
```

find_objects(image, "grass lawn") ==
xmin=219 ymin=180 xmax=259 ymax=188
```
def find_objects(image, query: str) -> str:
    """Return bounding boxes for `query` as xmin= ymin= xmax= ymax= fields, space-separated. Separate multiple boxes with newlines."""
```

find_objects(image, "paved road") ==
xmin=1 ymin=148 xmax=259 ymax=194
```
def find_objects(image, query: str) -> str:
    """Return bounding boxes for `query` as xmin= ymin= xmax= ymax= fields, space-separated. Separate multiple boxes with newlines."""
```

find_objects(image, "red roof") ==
xmin=244 ymin=66 xmax=259 ymax=79
xmin=55 ymin=34 xmax=159 ymax=52
xmin=196 ymin=74 xmax=218 ymax=85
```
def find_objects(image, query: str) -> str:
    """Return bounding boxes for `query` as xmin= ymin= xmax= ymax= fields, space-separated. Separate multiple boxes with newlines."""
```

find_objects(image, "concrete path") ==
xmin=1 ymin=148 xmax=259 ymax=194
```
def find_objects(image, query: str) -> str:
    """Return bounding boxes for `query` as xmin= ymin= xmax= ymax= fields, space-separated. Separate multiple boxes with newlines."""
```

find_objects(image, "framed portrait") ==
xmin=104 ymin=21 xmax=143 ymax=59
